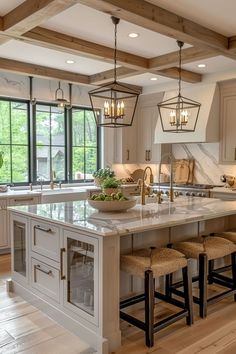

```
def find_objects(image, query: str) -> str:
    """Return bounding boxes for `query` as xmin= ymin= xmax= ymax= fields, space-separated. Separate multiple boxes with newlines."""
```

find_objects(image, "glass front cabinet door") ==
xmin=63 ymin=230 xmax=99 ymax=325
xmin=12 ymin=215 xmax=28 ymax=283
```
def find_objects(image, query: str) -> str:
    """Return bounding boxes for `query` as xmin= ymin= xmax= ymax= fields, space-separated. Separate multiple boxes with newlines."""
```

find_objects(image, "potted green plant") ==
xmin=101 ymin=177 xmax=121 ymax=195
xmin=92 ymin=167 xmax=115 ymax=186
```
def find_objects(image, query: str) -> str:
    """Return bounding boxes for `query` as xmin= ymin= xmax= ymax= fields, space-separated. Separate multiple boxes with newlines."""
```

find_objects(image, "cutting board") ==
xmin=174 ymin=159 xmax=190 ymax=184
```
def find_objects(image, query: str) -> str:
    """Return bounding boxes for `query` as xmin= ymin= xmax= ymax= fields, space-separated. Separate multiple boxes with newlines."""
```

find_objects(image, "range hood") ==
xmin=154 ymin=83 xmax=219 ymax=143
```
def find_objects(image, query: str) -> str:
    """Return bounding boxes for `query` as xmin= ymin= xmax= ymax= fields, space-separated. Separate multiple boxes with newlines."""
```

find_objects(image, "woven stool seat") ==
xmin=174 ymin=236 xmax=236 ymax=261
xmin=121 ymin=247 xmax=187 ymax=278
xmin=214 ymin=230 xmax=236 ymax=243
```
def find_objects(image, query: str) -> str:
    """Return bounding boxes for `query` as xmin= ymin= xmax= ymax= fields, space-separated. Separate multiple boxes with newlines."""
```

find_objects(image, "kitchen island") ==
xmin=8 ymin=197 xmax=236 ymax=354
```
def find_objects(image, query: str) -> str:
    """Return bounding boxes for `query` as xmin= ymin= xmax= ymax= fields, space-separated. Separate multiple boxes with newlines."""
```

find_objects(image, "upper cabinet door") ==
xmin=220 ymin=81 xmax=236 ymax=163
xmin=137 ymin=94 xmax=171 ymax=163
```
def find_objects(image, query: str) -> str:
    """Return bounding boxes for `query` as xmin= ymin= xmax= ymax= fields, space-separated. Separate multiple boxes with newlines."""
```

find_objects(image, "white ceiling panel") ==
xmin=0 ymin=40 xmax=114 ymax=75
xmin=120 ymin=73 xmax=174 ymax=87
xmin=0 ymin=0 xmax=25 ymax=16
xmin=183 ymin=56 xmax=236 ymax=74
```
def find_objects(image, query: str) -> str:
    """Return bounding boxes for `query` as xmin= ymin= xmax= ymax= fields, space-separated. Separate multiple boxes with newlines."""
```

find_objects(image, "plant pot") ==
xmin=103 ymin=188 xmax=119 ymax=195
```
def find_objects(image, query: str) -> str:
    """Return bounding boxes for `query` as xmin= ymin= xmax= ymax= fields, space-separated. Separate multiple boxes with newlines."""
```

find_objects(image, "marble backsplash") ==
xmin=112 ymin=143 xmax=236 ymax=185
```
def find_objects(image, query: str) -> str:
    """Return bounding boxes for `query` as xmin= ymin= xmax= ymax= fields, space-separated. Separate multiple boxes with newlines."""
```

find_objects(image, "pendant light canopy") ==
xmin=55 ymin=81 xmax=71 ymax=109
xmin=89 ymin=16 xmax=140 ymax=128
xmin=157 ymin=40 xmax=201 ymax=133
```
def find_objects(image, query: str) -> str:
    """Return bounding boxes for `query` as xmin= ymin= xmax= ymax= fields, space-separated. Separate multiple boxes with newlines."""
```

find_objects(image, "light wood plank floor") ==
xmin=1 ymin=255 xmax=236 ymax=353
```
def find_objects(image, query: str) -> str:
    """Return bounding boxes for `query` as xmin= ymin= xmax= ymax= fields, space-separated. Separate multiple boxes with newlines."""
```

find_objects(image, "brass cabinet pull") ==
xmin=33 ymin=225 xmax=52 ymax=246
xmin=235 ymin=148 xmax=236 ymax=160
xmin=34 ymin=225 xmax=52 ymax=233
xmin=35 ymin=264 xmax=52 ymax=276
xmin=60 ymin=248 xmax=66 ymax=280
xmin=15 ymin=223 xmax=25 ymax=230
xmin=148 ymin=150 xmax=151 ymax=161
xmin=126 ymin=149 xmax=130 ymax=161
xmin=14 ymin=198 xmax=34 ymax=202
xmin=145 ymin=150 xmax=148 ymax=161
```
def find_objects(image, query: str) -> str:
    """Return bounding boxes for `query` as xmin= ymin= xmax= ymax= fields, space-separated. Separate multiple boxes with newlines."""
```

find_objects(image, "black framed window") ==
xmin=0 ymin=97 xmax=100 ymax=185
xmin=35 ymin=104 xmax=66 ymax=182
xmin=71 ymin=108 xmax=99 ymax=181
xmin=0 ymin=99 xmax=29 ymax=184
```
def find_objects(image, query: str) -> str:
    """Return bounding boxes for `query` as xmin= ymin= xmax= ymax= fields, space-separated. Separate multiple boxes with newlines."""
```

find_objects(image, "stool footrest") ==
xmin=207 ymin=289 xmax=236 ymax=305
xmin=120 ymin=293 xmax=145 ymax=309
xmin=154 ymin=310 xmax=188 ymax=332
xmin=211 ymin=265 xmax=231 ymax=274
xmin=120 ymin=311 xmax=146 ymax=331
xmin=211 ymin=272 xmax=233 ymax=285
xmin=154 ymin=291 xmax=186 ymax=309
xmin=170 ymin=275 xmax=199 ymax=289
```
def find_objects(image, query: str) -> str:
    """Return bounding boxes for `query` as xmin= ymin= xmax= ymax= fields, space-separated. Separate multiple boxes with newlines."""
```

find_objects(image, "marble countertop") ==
xmin=211 ymin=187 xmax=236 ymax=194
xmin=0 ymin=190 xmax=42 ymax=199
xmin=8 ymin=197 xmax=236 ymax=237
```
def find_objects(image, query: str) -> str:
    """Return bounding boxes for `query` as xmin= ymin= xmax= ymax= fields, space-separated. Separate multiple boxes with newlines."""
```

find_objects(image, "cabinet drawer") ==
xmin=31 ymin=220 xmax=60 ymax=261
xmin=8 ymin=196 xmax=40 ymax=206
xmin=31 ymin=258 xmax=60 ymax=302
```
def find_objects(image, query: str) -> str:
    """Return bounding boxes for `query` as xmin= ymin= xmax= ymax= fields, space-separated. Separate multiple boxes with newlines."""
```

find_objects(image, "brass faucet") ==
xmin=158 ymin=145 xmax=174 ymax=203
xmin=141 ymin=166 xmax=154 ymax=205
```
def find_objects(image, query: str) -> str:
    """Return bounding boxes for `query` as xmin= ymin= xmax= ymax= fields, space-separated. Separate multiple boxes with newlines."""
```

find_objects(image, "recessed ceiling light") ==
xmin=150 ymin=77 xmax=158 ymax=81
xmin=197 ymin=63 xmax=206 ymax=68
xmin=66 ymin=59 xmax=75 ymax=64
xmin=128 ymin=32 xmax=139 ymax=38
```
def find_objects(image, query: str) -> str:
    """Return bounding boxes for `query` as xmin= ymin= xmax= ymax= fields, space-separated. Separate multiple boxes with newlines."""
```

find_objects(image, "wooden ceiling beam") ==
xmin=90 ymin=67 xmax=142 ymax=84
xmin=22 ymin=26 xmax=148 ymax=70
xmin=78 ymin=0 xmax=229 ymax=52
xmin=149 ymin=47 xmax=217 ymax=70
xmin=3 ymin=0 xmax=79 ymax=36
xmin=155 ymin=67 xmax=202 ymax=83
xmin=0 ymin=57 xmax=89 ymax=85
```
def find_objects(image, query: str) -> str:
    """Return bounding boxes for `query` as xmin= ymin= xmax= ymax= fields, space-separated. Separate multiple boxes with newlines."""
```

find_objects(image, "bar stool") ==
xmin=120 ymin=247 xmax=193 ymax=348
xmin=171 ymin=236 xmax=236 ymax=318
xmin=208 ymin=230 xmax=236 ymax=287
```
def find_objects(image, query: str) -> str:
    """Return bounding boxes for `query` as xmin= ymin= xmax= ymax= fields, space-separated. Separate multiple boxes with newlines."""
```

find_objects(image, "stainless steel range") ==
xmin=152 ymin=183 xmax=216 ymax=198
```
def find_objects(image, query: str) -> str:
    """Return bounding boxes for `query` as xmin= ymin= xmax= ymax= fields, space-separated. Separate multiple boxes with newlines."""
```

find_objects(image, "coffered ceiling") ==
xmin=0 ymin=0 xmax=235 ymax=91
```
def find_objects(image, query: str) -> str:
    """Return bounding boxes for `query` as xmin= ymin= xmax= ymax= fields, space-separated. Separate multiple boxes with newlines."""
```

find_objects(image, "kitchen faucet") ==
xmin=140 ymin=166 xmax=154 ymax=205
xmin=157 ymin=146 xmax=174 ymax=203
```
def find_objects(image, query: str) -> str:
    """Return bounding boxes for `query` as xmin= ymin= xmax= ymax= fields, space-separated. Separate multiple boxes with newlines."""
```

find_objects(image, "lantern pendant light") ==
xmin=157 ymin=40 xmax=201 ymax=133
xmin=55 ymin=81 xmax=71 ymax=108
xmin=89 ymin=16 xmax=140 ymax=128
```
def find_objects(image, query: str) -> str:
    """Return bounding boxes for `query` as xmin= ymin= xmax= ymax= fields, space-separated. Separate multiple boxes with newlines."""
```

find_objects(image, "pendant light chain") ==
xmin=114 ymin=19 xmax=117 ymax=83
xmin=178 ymin=42 xmax=182 ymax=97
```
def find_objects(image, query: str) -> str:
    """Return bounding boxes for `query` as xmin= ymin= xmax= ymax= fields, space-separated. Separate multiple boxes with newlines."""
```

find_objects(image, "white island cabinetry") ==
xmin=9 ymin=197 xmax=236 ymax=353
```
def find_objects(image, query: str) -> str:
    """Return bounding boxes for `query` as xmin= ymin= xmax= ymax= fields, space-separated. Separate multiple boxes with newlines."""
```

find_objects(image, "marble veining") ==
xmin=8 ymin=197 xmax=236 ymax=237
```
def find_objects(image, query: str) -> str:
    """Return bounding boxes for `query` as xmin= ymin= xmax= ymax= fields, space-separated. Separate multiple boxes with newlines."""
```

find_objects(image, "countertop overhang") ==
xmin=8 ymin=197 xmax=236 ymax=237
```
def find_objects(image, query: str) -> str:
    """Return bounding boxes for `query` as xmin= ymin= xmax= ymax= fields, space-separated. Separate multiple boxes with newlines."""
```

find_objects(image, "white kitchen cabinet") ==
xmin=137 ymin=93 xmax=171 ymax=163
xmin=220 ymin=80 xmax=236 ymax=163
xmin=0 ymin=194 xmax=41 ymax=254
xmin=112 ymin=106 xmax=138 ymax=164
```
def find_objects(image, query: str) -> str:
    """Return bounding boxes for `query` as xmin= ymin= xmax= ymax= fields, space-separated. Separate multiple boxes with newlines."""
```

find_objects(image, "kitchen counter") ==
xmin=8 ymin=196 xmax=236 ymax=237
xmin=0 ymin=189 xmax=42 ymax=199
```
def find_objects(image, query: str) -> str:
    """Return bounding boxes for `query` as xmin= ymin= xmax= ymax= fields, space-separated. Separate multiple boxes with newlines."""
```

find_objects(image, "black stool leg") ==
xmin=231 ymin=252 xmax=236 ymax=302
xmin=199 ymin=253 xmax=208 ymax=318
xmin=165 ymin=273 xmax=172 ymax=298
xmin=182 ymin=259 xmax=194 ymax=325
xmin=208 ymin=260 xmax=214 ymax=284
xmin=145 ymin=269 xmax=154 ymax=347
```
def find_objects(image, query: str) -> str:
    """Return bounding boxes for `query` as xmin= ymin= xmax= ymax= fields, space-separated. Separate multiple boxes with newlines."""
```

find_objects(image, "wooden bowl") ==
xmin=87 ymin=198 xmax=136 ymax=212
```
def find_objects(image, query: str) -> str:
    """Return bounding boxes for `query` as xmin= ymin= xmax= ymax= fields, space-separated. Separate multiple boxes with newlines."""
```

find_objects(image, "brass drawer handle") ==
xmin=35 ymin=264 xmax=52 ymax=276
xmin=33 ymin=225 xmax=52 ymax=246
xmin=14 ymin=198 xmax=34 ymax=202
xmin=60 ymin=248 xmax=66 ymax=280
xmin=34 ymin=225 xmax=52 ymax=233
xmin=126 ymin=149 xmax=130 ymax=161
